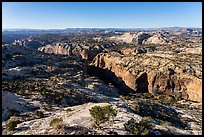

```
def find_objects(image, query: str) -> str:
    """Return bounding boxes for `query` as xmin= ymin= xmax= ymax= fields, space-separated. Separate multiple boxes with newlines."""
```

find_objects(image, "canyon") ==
xmin=2 ymin=28 xmax=202 ymax=135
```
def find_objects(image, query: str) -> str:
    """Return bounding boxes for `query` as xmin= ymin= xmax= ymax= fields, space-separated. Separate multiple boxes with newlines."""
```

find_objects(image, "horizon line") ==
xmin=3 ymin=26 xmax=202 ymax=30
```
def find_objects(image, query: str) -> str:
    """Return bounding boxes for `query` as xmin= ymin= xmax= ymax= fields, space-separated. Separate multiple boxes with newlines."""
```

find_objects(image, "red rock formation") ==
xmin=90 ymin=52 xmax=202 ymax=102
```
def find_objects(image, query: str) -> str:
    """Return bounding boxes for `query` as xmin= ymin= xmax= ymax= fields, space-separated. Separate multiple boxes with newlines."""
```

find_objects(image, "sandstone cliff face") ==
xmin=38 ymin=43 xmax=76 ymax=56
xmin=38 ymin=43 xmax=101 ymax=60
xmin=89 ymin=51 xmax=202 ymax=102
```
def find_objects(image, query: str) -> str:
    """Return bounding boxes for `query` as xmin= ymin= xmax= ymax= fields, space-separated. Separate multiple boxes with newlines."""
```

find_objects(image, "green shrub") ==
xmin=16 ymin=90 xmax=26 ymax=95
xmin=8 ymin=108 xmax=19 ymax=117
xmin=157 ymin=95 xmax=177 ymax=105
xmin=5 ymin=53 xmax=13 ymax=60
xmin=48 ymin=103 xmax=52 ymax=108
xmin=43 ymin=103 xmax=52 ymax=111
xmin=39 ymin=87 xmax=48 ymax=95
xmin=6 ymin=120 xmax=20 ymax=131
xmin=40 ymin=90 xmax=47 ymax=95
xmin=65 ymin=108 xmax=73 ymax=113
xmin=50 ymin=117 xmax=63 ymax=127
xmin=35 ymin=111 xmax=44 ymax=118
xmin=124 ymin=117 xmax=153 ymax=135
xmin=89 ymin=105 xmax=117 ymax=125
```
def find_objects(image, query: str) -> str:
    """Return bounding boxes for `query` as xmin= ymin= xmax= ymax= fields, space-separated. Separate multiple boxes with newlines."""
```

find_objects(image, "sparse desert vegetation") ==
xmin=89 ymin=105 xmax=117 ymax=125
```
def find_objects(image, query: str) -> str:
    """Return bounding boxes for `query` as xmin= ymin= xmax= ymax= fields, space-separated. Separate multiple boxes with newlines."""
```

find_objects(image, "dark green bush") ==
xmin=50 ymin=117 xmax=63 ymax=127
xmin=124 ymin=117 xmax=153 ymax=135
xmin=16 ymin=90 xmax=26 ymax=95
xmin=89 ymin=105 xmax=117 ymax=125
xmin=8 ymin=108 xmax=19 ymax=116
xmin=157 ymin=95 xmax=177 ymax=106
xmin=6 ymin=120 xmax=20 ymax=131
xmin=44 ymin=103 xmax=52 ymax=111
xmin=35 ymin=111 xmax=44 ymax=118
xmin=65 ymin=108 xmax=73 ymax=113
xmin=5 ymin=53 xmax=13 ymax=60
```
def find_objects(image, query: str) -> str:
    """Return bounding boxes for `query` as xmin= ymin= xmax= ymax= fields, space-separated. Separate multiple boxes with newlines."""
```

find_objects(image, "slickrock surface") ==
xmin=2 ymin=95 xmax=202 ymax=135
xmin=142 ymin=33 xmax=171 ymax=44
xmin=2 ymin=91 xmax=35 ymax=121
xmin=109 ymin=32 xmax=171 ymax=44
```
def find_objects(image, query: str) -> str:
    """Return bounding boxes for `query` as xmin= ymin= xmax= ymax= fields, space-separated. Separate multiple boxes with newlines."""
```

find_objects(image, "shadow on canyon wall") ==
xmin=87 ymin=65 xmax=149 ymax=95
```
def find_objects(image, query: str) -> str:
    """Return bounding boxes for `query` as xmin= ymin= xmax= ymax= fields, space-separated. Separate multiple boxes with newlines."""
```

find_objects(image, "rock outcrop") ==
xmin=2 ymin=97 xmax=202 ymax=135
xmin=38 ymin=43 xmax=77 ymax=56
xmin=38 ymin=43 xmax=104 ymax=60
xmin=142 ymin=33 xmax=171 ymax=45
xmin=109 ymin=32 xmax=136 ymax=43
xmin=89 ymin=51 xmax=202 ymax=102
xmin=13 ymin=39 xmax=43 ymax=49
xmin=2 ymin=91 xmax=35 ymax=121
xmin=133 ymin=32 xmax=151 ymax=44
xmin=109 ymin=32 xmax=151 ymax=44
xmin=108 ymin=32 xmax=171 ymax=45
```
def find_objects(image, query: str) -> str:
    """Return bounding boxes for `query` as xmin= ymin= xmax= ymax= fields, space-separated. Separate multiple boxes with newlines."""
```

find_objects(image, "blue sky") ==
xmin=2 ymin=2 xmax=202 ymax=29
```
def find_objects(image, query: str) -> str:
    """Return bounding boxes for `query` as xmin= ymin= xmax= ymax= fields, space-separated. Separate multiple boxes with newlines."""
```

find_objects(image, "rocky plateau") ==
xmin=2 ymin=28 xmax=202 ymax=135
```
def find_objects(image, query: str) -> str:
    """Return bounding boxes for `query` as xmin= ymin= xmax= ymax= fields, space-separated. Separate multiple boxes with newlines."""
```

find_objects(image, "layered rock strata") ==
xmin=89 ymin=51 xmax=202 ymax=102
xmin=38 ymin=43 xmax=102 ymax=60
